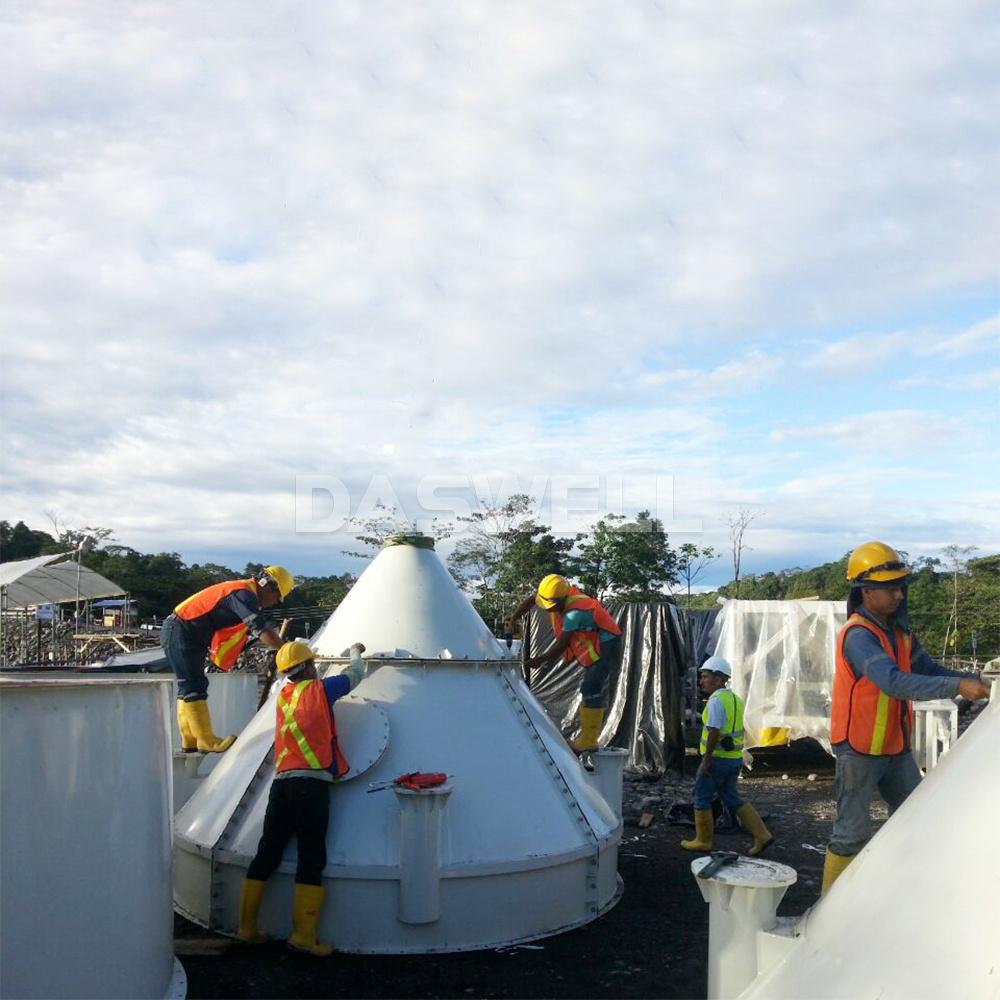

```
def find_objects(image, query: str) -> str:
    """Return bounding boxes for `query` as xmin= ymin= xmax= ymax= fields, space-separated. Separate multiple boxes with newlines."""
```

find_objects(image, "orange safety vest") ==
xmin=274 ymin=678 xmax=349 ymax=777
xmin=551 ymin=588 xmax=621 ymax=668
xmin=831 ymin=613 xmax=913 ymax=755
xmin=174 ymin=579 xmax=259 ymax=671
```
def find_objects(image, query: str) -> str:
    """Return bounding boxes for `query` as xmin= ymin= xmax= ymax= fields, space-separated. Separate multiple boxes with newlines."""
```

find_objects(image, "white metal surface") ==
xmin=309 ymin=540 xmax=511 ymax=659
xmin=911 ymin=699 xmax=959 ymax=773
xmin=692 ymin=856 xmax=797 ymax=1000
xmin=174 ymin=538 xmax=622 ymax=953
xmin=739 ymin=695 xmax=1000 ymax=1000
xmin=0 ymin=674 xmax=180 ymax=999
xmin=589 ymin=748 xmax=630 ymax=823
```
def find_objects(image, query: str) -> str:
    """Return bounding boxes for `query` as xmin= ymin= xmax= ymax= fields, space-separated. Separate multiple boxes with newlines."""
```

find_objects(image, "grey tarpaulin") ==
xmin=525 ymin=602 xmax=687 ymax=773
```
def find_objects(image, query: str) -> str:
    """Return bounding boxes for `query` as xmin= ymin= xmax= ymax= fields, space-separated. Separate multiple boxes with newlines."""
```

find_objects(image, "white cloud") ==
xmin=2 ymin=1 xmax=998 ymax=576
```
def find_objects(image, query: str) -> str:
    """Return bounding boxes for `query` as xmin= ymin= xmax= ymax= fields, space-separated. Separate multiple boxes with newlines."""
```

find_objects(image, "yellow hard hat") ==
xmin=535 ymin=573 xmax=570 ymax=609
xmin=847 ymin=542 xmax=910 ymax=585
xmin=263 ymin=565 xmax=294 ymax=600
xmin=276 ymin=641 xmax=314 ymax=674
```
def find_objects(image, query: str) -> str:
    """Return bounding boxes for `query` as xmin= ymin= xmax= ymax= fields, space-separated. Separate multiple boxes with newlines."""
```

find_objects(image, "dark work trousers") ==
xmin=580 ymin=638 xmax=620 ymax=709
xmin=160 ymin=614 xmax=210 ymax=701
xmin=246 ymin=776 xmax=331 ymax=886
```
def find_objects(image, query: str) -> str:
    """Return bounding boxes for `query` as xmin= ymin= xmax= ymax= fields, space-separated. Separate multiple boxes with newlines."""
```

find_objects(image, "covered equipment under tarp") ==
xmin=710 ymin=599 xmax=848 ymax=751
xmin=0 ymin=553 xmax=125 ymax=609
xmin=526 ymin=602 xmax=688 ymax=772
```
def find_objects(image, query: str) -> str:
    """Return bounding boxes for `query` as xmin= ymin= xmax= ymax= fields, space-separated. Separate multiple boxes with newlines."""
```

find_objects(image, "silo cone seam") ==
xmin=394 ymin=784 xmax=453 ymax=924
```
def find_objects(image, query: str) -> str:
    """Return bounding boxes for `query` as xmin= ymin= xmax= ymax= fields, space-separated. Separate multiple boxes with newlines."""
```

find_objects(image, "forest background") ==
xmin=2 ymin=498 xmax=996 ymax=661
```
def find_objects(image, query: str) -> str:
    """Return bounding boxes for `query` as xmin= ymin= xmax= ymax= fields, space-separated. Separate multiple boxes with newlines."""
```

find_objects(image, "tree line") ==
xmin=3 ymin=510 xmax=996 ymax=658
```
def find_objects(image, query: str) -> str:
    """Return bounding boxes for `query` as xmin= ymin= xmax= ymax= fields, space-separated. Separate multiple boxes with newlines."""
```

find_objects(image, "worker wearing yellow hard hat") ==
xmin=162 ymin=565 xmax=295 ymax=753
xmin=509 ymin=574 xmax=622 ymax=753
xmin=823 ymin=541 xmax=991 ymax=894
xmin=237 ymin=640 xmax=366 ymax=956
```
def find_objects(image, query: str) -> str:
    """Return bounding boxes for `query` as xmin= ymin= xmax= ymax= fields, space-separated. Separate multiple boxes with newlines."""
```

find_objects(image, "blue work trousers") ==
xmin=693 ymin=756 xmax=744 ymax=812
xmin=580 ymin=638 xmax=620 ymax=709
xmin=161 ymin=614 xmax=210 ymax=701
xmin=829 ymin=744 xmax=921 ymax=857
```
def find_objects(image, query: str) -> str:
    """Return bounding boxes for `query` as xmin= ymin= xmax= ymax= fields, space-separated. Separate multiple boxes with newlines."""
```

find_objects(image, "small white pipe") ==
xmin=588 ymin=748 xmax=629 ymax=823
xmin=394 ymin=783 xmax=452 ymax=924
xmin=692 ymin=856 xmax=797 ymax=1000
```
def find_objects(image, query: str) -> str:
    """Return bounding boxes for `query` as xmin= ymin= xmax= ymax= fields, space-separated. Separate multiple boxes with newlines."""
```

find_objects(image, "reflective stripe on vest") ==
xmin=175 ymin=579 xmax=258 ymax=671
xmin=832 ymin=613 xmax=913 ymax=756
xmin=273 ymin=679 xmax=349 ymax=777
xmin=550 ymin=589 xmax=621 ymax=668
xmin=700 ymin=689 xmax=745 ymax=758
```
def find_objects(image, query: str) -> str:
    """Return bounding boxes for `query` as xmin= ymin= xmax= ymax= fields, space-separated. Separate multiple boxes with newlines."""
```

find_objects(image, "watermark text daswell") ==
xmin=295 ymin=475 xmax=702 ymax=537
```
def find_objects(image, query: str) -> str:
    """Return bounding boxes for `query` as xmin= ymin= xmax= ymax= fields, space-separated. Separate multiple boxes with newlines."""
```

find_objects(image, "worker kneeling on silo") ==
xmin=680 ymin=656 xmax=773 ymax=856
xmin=237 ymin=640 xmax=365 ymax=956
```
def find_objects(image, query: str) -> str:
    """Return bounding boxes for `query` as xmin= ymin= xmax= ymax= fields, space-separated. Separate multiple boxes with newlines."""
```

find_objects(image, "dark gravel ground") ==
xmin=176 ymin=740 xmax=854 ymax=1000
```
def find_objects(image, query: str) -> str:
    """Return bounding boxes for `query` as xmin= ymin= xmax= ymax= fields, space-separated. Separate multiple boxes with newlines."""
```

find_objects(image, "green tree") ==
xmin=448 ymin=494 xmax=573 ymax=630
xmin=676 ymin=543 xmax=718 ymax=608
xmin=571 ymin=511 xmax=678 ymax=603
xmin=0 ymin=520 xmax=59 ymax=560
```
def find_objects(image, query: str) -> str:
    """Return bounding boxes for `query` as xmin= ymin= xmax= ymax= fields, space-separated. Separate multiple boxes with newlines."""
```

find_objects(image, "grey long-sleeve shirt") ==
xmin=842 ymin=608 xmax=969 ymax=701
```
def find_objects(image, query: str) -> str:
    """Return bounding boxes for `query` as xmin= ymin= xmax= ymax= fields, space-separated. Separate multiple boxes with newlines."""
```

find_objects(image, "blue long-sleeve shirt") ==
xmin=842 ymin=608 xmax=969 ymax=701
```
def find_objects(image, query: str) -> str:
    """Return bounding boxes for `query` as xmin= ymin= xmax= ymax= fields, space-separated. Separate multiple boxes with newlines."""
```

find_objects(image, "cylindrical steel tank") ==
xmin=0 ymin=674 xmax=185 ymax=999
xmin=174 ymin=537 xmax=623 ymax=953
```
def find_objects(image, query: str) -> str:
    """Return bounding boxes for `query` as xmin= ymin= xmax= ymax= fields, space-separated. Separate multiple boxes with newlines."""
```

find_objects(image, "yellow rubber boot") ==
xmin=569 ymin=707 xmax=605 ymax=752
xmin=736 ymin=803 xmax=774 ymax=857
xmin=177 ymin=700 xmax=198 ymax=753
xmin=187 ymin=699 xmax=235 ymax=753
xmin=287 ymin=884 xmax=334 ymax=957
xmin=821 ymin=849 xmax=855 ymax=895
xmin=680 ymin=808 xmax=714 ymax=851
xmin=235 ymin=878 xmax=267 ymax=944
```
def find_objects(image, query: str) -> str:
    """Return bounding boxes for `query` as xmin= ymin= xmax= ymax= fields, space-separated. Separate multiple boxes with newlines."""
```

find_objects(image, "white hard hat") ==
xmin=700 ymin=655 xmax=732 ymax=677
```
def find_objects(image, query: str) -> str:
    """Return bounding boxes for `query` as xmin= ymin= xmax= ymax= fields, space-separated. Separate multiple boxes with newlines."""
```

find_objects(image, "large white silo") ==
xmin=173 ymin=536 xmax=624 ymax=953
xmin=0 ymin=674 xmax=185 ymax=1000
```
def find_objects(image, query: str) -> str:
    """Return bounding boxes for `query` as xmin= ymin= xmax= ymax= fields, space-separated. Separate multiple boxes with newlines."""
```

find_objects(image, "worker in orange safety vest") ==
xmin=237 ymin=640 xmax=366 ymax=956
xmin=822 ymin=541 xmax=991 ymax=894
xmin=162 ymin=566 xmax=293 ymax=753
xmin=510 ymin=574 xmax=622 ymax=752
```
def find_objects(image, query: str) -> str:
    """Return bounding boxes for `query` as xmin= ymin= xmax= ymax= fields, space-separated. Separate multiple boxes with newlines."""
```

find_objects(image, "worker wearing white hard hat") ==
xmin=823 ymin=541 xmax=991 ymax=893
xmin=162 ymin=566 xmax=294 ymax=753
xmin=680 ymin=655 xmax=774 ymax=857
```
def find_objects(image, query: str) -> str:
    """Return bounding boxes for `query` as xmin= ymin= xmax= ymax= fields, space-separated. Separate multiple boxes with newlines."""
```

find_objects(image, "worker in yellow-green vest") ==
xmin=236 ymin=640 xmax=366 ymax=957
xmin=510 ymin=574 xmax=622 ymax=752
xmin=161 ymin=566 xmax=294 ymax=753
xmin=680 ymin=655 xmax=774 ymax=857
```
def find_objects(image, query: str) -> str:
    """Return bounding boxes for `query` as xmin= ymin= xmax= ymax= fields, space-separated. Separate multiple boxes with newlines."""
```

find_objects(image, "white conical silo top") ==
xmin=309 ymin=535 xmax=508 ymax=659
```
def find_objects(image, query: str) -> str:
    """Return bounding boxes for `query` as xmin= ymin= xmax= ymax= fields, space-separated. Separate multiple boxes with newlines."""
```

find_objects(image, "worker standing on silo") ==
xmin=236 ymin=641 xmax=366 ymax=957
xmin=162 ymin=566 xmax=294 ymax=753
xmin=679 ymin=655 xmax=774 ymax=856
xmin=823 ymin=542 xmax=991 ymax=893
xmin=510 ymin=574 xmax=621 ymax=752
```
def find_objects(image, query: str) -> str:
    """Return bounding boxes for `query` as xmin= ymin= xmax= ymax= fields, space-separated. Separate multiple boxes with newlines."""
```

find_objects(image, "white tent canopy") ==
xmin=0 ymin=554 xmax=126 ymax=610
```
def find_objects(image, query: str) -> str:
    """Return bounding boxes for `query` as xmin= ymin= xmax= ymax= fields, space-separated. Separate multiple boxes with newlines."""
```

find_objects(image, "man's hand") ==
xmin=958 ymin=677 xmax=991 ymax=701
xmin=351 ymin=642 xmax=366 ymax=654
xmin=697 ymin=759 xmax=712 ymax=778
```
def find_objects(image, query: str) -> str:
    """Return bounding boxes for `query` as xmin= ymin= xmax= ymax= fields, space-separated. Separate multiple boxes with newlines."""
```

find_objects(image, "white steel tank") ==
xmin=174 ymin=537 xmax=624 ymax=953
xmin=0 ymin=674 xmax=185 ymax=1000
xmin=739 ymin=693 xmax=1000 ymax=1000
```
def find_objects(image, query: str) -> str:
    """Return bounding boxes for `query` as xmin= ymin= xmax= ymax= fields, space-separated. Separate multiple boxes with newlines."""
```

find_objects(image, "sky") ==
xmin=2 ymin=1 xmax=998 ymax=589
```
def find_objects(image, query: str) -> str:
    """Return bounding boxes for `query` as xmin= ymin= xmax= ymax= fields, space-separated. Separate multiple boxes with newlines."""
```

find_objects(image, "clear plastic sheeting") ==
xmin=710 ymin=600 xmax=847 ymax=752
xmin=526 ymin=603 xmax=687 ymax=772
